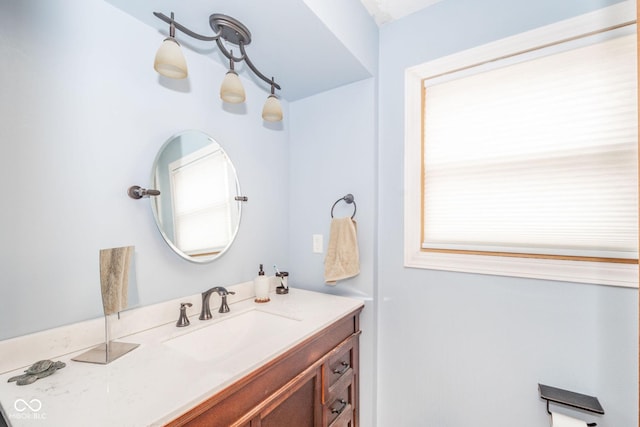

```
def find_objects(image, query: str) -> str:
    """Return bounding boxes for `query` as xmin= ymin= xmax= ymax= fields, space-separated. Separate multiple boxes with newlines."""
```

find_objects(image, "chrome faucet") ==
xmin=199 ymin=286 xmax=236 ymax=320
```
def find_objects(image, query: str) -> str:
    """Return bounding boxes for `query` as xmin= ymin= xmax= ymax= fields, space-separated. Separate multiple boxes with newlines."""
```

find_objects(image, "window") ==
xmin=404 ymin=1 xmax=638 ymax=287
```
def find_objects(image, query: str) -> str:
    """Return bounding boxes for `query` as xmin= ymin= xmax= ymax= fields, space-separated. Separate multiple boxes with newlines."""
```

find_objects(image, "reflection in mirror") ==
xmin=151 ymin=130 xmax=242 ymax=263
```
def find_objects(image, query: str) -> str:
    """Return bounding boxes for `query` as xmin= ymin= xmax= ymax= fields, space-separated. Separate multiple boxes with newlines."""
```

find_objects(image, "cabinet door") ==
xmin=251 ymin=367 xmax=322 ymax=427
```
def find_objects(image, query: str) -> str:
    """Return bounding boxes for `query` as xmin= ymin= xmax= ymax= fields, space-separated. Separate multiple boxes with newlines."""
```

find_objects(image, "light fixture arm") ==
xmin=153 ymin=12 xmax=221 ymax=42
xmin=153 ymin=11 xmax=281 ymax=91
xmin=215 ymin=39 xmax=246 ymax=63
xmin=239 ymin=42 xmax=281 ymax=91
xmin=168 ymin=13 xmax=176 ymax=38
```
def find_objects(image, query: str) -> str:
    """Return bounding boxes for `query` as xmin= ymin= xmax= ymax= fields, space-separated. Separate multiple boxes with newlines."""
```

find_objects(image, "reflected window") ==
xmin=169 ymin=144 xmax=235 ymax=257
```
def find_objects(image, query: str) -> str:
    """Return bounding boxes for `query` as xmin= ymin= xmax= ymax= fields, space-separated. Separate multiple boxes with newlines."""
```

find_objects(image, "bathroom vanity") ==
xmin=168 ymin=302 xmax=360 ymax=427
xmin=0 ymin=288 xmax=363 ymax=427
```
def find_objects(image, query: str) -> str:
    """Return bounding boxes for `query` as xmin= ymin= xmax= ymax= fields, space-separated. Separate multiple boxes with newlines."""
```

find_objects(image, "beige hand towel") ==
xmin=324 ymin=217 xmax=360 ymax=285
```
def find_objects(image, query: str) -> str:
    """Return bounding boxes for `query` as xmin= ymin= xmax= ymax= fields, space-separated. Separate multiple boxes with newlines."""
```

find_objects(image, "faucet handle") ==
xmin=176 ymin=302 xmax=192 ymax=327
xmin=214 ymin=287 xmax=235 ymax=296
xmin=218 ymin=291 xmax=235 ymax=313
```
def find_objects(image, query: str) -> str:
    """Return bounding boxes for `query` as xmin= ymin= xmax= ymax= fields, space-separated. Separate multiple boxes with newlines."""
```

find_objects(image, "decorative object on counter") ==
xmin=8 ymin=360 xmax=66 ymax=386
xmin=72 ymin=246 xmax=140 ymax=365
xmin=152 ymin=11 xmax=283 ymax=122
xmin=144 ymin=130 xmax=247 ymax=264
xmin=176 ymin=303 xmax=193 ymax=327
xmin=254 ymin=264 xmax=270 ymax=303
xmin=539 ymin=383 xmax=603 ymax=427
xmin=127 ymin=185 xmax=161 ymax=199
xmin=274 ymin=265 xmax=289 ymax=294
xmin=99 ymin=246 xmax=133 ymax=315
xmin=325 ymin=194 xmax=360 ymax=285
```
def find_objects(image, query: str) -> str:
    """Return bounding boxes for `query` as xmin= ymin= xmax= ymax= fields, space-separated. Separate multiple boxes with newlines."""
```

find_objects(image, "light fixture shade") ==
xmin=220 ymin=71 xmax=246 ymax=103
xmin=262 ymin=95 xmax=283 ymax=122
xmin=154 ymin=38 xmax=188 ymax=79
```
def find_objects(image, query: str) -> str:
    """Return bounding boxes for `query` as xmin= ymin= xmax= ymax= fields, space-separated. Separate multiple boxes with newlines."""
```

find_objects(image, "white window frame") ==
xmin=404 ymin=0 xmax=638 ymax=288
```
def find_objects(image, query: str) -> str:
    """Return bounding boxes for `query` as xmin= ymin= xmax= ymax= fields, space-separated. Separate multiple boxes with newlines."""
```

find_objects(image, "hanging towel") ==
xmin=324 ymin=217 xmax=360 ymax=285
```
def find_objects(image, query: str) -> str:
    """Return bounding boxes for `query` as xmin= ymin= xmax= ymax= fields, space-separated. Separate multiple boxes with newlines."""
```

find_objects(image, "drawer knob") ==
xmin=332 ymin=361 xmax=350 ymax=375
xmin=331 ymin=399 xmax=348 ymax=415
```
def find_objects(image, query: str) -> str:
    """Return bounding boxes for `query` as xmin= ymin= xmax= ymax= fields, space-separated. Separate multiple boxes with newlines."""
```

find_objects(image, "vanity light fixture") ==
xmin=153 ymin=13 xmax=188 ymax=79
xmin=153 ymin=11 xmax=283 ymax=122
xmin=220 ymin=53 xmax=246 ymax=104
xmin=262 ymin=79 xmax=283 ymax=122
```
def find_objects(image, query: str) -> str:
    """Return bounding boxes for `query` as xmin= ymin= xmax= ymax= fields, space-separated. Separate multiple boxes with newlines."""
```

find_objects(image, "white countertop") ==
xmin=0 ymin=289 xmax=363 ymax=427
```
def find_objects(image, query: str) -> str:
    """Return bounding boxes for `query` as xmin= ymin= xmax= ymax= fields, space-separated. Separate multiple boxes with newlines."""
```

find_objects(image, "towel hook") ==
xmin=331 ymin=194 xmax=356 ymax=219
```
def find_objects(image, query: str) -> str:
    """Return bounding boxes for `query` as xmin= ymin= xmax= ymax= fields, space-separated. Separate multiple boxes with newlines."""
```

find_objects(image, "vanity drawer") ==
xmin=325 ymin=335 xmax=357 ymax=392
xmin=325 ymin=380 xmax=354 ymax=427
xmin=329 ymin=413 xmax=354 ymax=427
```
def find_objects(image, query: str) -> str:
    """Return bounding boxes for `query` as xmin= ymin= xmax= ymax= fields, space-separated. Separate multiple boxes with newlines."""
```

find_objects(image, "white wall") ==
xmin=376 ymin=0 xmax=637 ymax=426
xmin=0 ymin=0 xmax=290 ymax=340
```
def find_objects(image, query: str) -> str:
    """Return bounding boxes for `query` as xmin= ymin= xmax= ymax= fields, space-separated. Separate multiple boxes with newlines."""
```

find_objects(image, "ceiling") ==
xmin=359 ymin=0 xmax=444 ymax=25
xmin=105 ymin=0 xmax=443 ymax=101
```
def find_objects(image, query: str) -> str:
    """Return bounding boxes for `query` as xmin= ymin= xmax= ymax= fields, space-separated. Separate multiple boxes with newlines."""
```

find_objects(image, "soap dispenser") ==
xmin=254 ymin=264 xmax=270 ymax=303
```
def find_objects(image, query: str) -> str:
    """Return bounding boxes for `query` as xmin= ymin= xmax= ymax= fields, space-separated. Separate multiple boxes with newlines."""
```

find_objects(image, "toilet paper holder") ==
xmin=539 ymin=383 xmax=603 ymax=426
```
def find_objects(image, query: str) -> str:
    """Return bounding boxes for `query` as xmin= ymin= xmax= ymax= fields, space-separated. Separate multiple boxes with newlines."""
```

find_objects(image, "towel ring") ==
xmin=331 ymin=194 xmax=357 ymax=219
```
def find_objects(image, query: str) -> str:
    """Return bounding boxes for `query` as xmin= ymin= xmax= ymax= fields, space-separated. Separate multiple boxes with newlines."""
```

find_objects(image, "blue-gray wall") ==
xmin=0 ymin=0 xmax=290 ymax=340
xmin=374 ymin=0 xmax=637 ymax=425
xmin=289 ymin=78 xmax=378 ymax=427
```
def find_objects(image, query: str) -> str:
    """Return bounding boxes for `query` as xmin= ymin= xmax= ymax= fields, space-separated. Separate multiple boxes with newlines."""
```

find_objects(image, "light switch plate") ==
xmin=312 ymin=234 xmax=323 ymax=253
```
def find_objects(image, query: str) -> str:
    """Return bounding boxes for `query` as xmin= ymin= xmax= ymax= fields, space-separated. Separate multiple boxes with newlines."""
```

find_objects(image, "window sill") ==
xmin=404 ymin=248 xmax=638 ymax=288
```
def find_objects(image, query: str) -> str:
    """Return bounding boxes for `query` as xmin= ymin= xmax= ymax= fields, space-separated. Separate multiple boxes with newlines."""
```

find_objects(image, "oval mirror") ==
xmin=150 ymin=130 xmax=243 ymax=263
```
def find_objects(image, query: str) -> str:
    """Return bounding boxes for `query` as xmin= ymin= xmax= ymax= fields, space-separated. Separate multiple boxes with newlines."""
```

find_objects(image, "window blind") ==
xmin=170 ymin=147 xmax=232 ymax=255
xmin=422 ymin=33 xmax=638 ymax=260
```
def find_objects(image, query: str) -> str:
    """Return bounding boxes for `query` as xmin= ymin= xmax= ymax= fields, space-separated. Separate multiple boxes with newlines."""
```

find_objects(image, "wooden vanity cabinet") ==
xmin=165 ymin=307 xmax=362 ymax=427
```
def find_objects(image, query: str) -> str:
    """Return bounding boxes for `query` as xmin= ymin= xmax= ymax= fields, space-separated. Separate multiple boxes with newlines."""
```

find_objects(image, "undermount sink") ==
xmin=163 ymin=309 xmax=300 ymax=363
